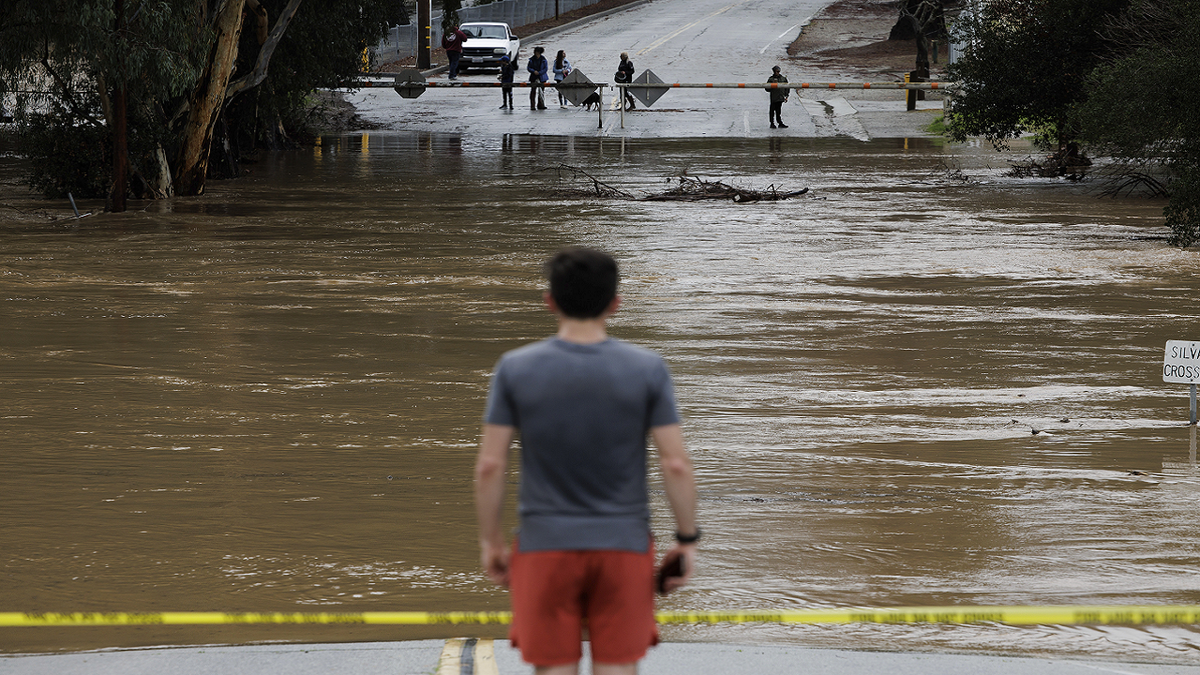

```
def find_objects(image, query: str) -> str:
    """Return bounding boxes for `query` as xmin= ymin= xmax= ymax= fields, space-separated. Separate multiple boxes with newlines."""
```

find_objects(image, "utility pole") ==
xmin=418 ymin=0 xmax=431 ymax=70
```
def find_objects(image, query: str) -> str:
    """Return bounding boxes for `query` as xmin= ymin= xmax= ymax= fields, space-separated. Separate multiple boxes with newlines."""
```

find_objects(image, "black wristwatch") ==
xmin=674 ymin=528 xmax=701 ymax=544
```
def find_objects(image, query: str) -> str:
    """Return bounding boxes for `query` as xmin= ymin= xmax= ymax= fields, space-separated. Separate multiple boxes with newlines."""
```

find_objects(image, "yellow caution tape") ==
xmin=4 ymin=606 xmax=1200 ymax=627
xmin=0 ymin=612 xmax=510 ymax=627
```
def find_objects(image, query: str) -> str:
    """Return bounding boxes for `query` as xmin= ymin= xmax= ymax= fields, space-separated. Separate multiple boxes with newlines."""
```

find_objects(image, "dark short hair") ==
xmin=545 ymin=247 xmax=619 ymax=318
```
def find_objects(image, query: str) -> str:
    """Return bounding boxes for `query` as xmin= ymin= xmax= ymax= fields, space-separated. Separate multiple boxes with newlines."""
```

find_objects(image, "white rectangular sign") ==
xmin=1163 ymin=340 xmax=1200 ymax=384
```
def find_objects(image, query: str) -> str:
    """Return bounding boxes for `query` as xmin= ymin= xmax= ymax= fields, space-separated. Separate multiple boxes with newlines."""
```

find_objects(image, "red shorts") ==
xmin=508 ymin=544 xmax=658 ymax=666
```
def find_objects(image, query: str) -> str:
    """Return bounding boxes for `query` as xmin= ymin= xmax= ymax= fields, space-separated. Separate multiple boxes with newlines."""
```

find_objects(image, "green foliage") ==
xmin=1 ymin=0 xmax=210 ymax=198
xmin=441 ymin=0 xmax=463 ymax=33
xmin=1165 ymin=169 xmax=1200 ymax=248
xmin=924 ymin=114 xmax=948 ymax=136
xmin=945 ymin=0 xmax=1130 ymax=150
xmin=1074 ymin=0 xmax=1200 ymax=246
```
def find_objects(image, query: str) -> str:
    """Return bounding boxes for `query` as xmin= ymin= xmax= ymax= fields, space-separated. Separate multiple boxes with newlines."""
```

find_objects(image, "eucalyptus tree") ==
xmin=0 ymin=0 xmax=399 ymax=209
xmin=1 ymin=1 xmax=209 ymax=206
xmin=889 ymin=0 xmax=949 ymax=83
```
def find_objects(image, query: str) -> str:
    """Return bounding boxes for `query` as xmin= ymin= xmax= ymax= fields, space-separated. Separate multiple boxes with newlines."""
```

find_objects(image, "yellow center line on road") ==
xmin=475 ymin=638 xmax=499 ymax=675
xmin=636 ymin=0 xmax=752 ymax=57
xmin=438 ymin=638 xmax=467 ymax=675
xmin=438 ymin=637 xmax=499 ymax=675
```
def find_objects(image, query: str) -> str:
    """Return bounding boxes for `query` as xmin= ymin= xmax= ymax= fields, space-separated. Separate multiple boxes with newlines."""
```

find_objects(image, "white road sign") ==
xmin=1163 ymin=340 xmax=1200 ymax=384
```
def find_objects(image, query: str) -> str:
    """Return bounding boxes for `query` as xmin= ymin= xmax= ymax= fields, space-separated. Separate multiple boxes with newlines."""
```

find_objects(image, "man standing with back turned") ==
xmin=475 ymin=247 xmax=700 ymax=675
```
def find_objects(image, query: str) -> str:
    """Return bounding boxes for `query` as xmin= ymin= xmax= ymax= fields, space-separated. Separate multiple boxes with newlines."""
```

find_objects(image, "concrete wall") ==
xmin=374 ymin=0 xmax=599 ymax=64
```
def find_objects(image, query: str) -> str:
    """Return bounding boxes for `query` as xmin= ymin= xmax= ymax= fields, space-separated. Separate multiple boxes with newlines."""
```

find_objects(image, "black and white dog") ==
xmin=581 ymin=91 xmax=601 ymax=111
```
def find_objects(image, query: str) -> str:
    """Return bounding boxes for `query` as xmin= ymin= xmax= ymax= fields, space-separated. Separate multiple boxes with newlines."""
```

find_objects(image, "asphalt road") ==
xmin=347 ymin=0 xmax=944 ymax=138
xmin=5 ymin=639 xmax=1200 ymax=675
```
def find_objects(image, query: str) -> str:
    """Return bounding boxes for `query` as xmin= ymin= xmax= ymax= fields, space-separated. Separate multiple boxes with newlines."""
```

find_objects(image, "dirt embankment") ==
xmin=787 ymin=0 xmax=949 ymax=82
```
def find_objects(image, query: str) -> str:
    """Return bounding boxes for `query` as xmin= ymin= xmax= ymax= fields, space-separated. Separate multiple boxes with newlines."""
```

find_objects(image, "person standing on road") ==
xmin=766 ymin=65 xmax=790 ymax=129
xmin=475 ymin=246 xmax=700 ymax=675
xmin=498 ymin=54 xmax=515 ymax=109
xmin=442 ymin=23 xmax=469 ymax=80
xmin=553 ymin=50 xmax=572 ymax=108
xmin=527 ymin=46 xmax=549 ymax=110
xmin=615 ymin=52 xmax=636 ymax=110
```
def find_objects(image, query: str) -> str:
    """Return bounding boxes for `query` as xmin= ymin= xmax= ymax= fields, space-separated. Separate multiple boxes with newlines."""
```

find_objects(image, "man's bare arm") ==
xmin=651 ymin=423 xmax=697 ymax=592
xmin=475 ymin=423 xmax=515 ymax=586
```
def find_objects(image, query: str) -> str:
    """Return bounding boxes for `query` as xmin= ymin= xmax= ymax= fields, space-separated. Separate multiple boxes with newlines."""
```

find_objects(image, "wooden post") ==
xmin=418 ymin=0 xmax=431 ymax=70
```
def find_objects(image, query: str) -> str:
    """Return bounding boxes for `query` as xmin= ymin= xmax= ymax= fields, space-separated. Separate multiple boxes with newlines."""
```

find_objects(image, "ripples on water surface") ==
xmin=2 ymin=132 xmax=1200 ymax=661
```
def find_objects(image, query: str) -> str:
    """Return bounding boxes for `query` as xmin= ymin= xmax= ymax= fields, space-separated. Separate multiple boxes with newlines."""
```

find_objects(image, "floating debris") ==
xmin=533 ymin=164 xmax=808 ymax=202
xmin=644 ymin=174 xmax=808 ymax=202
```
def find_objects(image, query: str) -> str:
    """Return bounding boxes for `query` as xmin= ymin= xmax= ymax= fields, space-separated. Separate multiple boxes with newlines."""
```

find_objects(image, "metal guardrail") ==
xmin=387 ymin=70 xmax=959 ymax=129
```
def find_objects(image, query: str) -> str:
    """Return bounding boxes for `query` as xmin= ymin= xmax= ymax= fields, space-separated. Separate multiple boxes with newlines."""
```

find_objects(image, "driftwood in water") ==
xmin=533 ymin=164 xmax=808 ymax=202
xmin=533 ymin=164 xmax=639 ymax=200
xmin=643 ymin=175 xmax=808 ymax=202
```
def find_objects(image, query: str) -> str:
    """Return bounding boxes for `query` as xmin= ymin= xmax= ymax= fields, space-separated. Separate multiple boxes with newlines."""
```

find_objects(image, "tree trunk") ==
xmin=111 ymin=0 xmax=127 ymax=212
xmin=174 ymin=0 xmax=247 ymax=196
xmin=225 ymin=0 xmax=304 ymax=100
xmin=112 ymin=85 xmax=128 ymax=210
xmin=914 ymin=29 xmax=930 ymax=100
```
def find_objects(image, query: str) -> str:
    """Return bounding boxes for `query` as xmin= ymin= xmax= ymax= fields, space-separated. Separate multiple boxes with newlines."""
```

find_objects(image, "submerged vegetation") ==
xmin=541 ymin=165 xmax=810 ymax=203
xmin=946 ymin=0 xmax=1200 ymax=247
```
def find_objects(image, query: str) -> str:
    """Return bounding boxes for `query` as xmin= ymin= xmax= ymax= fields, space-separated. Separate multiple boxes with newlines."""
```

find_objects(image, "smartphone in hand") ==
xmin=655 ymin=552 xmax=687 ymax=595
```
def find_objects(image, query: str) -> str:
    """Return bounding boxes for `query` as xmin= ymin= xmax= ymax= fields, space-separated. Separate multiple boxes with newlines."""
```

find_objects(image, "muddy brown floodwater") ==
xmin=2 ymin=131 xmax=1200 ymax=662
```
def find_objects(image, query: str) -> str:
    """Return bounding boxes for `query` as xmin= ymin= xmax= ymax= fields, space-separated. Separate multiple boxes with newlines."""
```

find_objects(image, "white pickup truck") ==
xmin=458 ymin=22 xmax=521 ymax=71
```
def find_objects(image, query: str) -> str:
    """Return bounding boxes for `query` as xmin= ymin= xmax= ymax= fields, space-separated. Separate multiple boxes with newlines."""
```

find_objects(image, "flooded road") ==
xmin=2 ymin=132 xmax=1200 ymax=662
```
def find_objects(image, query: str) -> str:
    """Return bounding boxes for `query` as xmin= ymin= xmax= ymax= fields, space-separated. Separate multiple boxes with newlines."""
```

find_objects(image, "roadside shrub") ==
xmin=17 ymin=114 xmax=111 ymax=199
xmin=1166 ymin=169 xmax=1200 ymax=248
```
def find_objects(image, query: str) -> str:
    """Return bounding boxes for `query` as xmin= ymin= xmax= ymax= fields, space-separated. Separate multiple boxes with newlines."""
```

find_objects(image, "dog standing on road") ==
xmin=581 ymin=91 xmax=601 ymax=111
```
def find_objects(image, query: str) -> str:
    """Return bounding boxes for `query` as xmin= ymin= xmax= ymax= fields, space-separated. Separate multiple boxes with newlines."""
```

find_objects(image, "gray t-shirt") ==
xmin=484 ymin=337 xmax=680 ymax=553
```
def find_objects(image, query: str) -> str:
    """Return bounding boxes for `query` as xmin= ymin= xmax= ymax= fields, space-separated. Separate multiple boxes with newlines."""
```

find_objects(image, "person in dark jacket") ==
xmin=766 ymin=65 xmax=790 ymax=129
xmin=527 ymin=46 xmax=549 ymax=110
xmin=616 ymin=52 xmax=636 ymax=110
xmin=442 ymin=23 xmax=469 ymax=80
xmin=498 ymin=55 xmax=515 ymax=109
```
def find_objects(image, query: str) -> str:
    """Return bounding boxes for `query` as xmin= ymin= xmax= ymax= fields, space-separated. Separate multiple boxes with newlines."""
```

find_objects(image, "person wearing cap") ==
xmin=766 ymin=65 xmax=790 ymax=129
xmin=475 ymin=246 xmax=699 ymax=675
xmin=527 ymin=46 xmax=549 ymax=110
xmin=498 ymin=54 xmax=516 ymax=109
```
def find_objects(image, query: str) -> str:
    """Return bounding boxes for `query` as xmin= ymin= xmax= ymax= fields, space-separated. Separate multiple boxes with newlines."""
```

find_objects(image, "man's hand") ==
xmin=481 ymin=540 xmax=512 ymax=587
xmin=656 ymin=542 xmax=697 ymax=594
